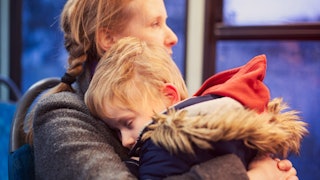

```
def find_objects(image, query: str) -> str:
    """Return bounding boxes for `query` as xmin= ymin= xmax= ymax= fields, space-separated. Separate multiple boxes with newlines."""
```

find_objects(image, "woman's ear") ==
xmin=97 ymin=28 xmax=115 ymax=51
xmin=162 ymin=83 xmax=180 ymax=106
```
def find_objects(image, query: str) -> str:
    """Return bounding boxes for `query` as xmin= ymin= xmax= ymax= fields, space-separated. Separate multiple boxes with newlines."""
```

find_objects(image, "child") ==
xmin=85 ymin=37 xmax=308 ymax=179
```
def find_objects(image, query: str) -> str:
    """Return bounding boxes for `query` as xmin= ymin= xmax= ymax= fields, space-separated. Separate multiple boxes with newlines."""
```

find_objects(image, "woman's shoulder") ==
xmin=34 ymin=91 xmax=89 ymax=117
xmin=38 ymin=91 xmax=84 ymax=106
xmin=32 ymin=91 xmax=93 ymax=131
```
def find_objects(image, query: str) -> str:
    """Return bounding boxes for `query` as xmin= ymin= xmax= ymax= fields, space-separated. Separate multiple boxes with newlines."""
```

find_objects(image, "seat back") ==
xmin=8 ymin=77 xmax=60 ymax=180
xmin=9 ymin=77 xmax=60 ymax=152
xmin=0 ymin=75 xmax=22 ymax=101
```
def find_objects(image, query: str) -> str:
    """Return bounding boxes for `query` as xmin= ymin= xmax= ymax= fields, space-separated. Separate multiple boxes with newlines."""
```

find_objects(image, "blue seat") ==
xmin=8 ymin=144 xmax=35 ymax=180
xmin=1 ymin=76 xmax=21 ymax=180
xmin=0 ymin=102 xmax=16 ymax=180
xmin=8 ymin=77 xmax=60 ymax=180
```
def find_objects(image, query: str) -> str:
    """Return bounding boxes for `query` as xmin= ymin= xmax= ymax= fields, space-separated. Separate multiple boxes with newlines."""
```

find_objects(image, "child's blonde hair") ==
xmin=85 ymin=37 xmax=188 ymax=119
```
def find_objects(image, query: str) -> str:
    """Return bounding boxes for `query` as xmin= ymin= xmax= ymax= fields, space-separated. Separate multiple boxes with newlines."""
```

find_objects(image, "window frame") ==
xmin=2 ymin=0 xmax=22 ymax=100
xmin=202 ymin=0 xmax=320 ymax=81
xmin=9 ymin=0 xmax=22 ymax=91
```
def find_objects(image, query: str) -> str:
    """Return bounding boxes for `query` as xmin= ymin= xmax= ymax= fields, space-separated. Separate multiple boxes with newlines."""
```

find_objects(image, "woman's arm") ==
xmin=32 ymin=92 xmax=297 ymax=180
xmin=165 ymin=155 xmax=298 ymax=180
xmin=165 ymin=154 xmax=249 ymax=180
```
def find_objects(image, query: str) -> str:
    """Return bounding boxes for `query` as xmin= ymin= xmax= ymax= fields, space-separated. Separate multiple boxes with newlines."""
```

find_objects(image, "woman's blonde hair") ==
xmin=27 ymin=0 xmax=134 ymax=143
xmin=85 ymin=37 xmax=188 ymax=119
xmin=52 ymin=0 xmax=134 ymax=93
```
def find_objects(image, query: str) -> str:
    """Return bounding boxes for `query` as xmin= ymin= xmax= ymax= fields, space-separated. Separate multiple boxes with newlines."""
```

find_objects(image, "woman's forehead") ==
xmin=128 ymin=0 xmax=167 ymax=20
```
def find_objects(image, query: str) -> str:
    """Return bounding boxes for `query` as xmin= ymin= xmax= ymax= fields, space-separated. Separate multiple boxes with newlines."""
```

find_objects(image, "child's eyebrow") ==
xmin=108 ymin=116 xmax=130 ymax=127
xmin=104 ymin=117 xmax=120 ymax=129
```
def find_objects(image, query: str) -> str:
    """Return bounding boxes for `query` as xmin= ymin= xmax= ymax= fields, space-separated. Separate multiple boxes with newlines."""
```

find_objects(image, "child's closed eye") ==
xmin=125 ymin=120 xmax=133 ymax=129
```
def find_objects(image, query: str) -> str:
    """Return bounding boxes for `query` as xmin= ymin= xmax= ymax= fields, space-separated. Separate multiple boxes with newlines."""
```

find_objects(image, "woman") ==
xmin=30 ymin=0 xmax=298 ymax=179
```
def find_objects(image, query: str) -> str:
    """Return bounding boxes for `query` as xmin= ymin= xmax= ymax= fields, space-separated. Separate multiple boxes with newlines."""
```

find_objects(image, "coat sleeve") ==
xmin=33 ymin=92 xmax=136 ymax=180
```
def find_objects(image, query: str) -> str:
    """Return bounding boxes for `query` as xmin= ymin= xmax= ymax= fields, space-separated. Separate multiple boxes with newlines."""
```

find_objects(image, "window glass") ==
xmin=224 ymin=0 xmax=320 ymax=25
xmin=22 ymin=0 xmax=66 ymax=92
xmin=22 ymin=0 xmax=187 ymax=92
xmin=216 ymin=40 xmax=320 ymax=179
xmin=165 ymin=0 xmax=187 ymax=77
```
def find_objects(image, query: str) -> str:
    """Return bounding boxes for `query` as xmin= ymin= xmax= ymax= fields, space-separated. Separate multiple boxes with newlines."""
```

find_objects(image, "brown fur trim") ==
xmin=142 ymin=98 xmax=308 ymax=157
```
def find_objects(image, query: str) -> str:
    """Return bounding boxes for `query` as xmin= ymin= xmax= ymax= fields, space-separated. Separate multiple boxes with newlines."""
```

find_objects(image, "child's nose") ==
xmin=121 ymin=135 xmax=135 ymax=149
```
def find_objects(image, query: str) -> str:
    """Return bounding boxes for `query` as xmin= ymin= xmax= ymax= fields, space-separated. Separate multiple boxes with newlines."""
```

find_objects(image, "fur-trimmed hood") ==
xmin=142 ymin=97 xmax=308 ymax=158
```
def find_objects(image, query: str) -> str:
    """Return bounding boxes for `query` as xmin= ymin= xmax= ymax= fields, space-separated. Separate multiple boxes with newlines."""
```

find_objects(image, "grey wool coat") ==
xmin=32 ymin=67 xmax=249 ymax=180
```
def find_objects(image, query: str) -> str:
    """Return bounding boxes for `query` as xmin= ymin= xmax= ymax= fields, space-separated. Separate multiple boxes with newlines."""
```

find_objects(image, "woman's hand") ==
xmin=247 ymin=155 xmax=298 ymax=180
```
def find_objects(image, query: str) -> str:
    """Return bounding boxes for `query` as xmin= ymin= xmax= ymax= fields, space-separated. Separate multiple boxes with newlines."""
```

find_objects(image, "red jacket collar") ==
xmin=193 ymin=54 xmax=270 ymax=113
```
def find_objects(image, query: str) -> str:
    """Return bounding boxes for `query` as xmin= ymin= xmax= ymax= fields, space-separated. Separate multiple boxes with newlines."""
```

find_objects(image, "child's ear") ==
xmin=162 ymin=83 xmax=180 ymax=106
xmin=97 ymin=28 xmax=115 ymax=51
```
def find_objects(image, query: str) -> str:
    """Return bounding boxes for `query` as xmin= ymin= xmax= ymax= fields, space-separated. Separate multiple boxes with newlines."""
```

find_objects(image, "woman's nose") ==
xmin=165 ymin=25 xmax=178 ymax=48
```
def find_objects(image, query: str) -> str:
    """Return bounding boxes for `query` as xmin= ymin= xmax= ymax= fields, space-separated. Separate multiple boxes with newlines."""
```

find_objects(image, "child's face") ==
xmin=103 ymin=102 xmax=165 ymax=149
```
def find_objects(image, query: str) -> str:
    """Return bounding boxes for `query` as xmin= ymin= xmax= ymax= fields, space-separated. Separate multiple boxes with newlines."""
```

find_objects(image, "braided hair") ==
xmin=54 ymin=0 xmax=132 ymax=93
